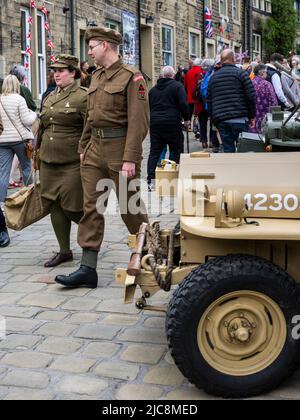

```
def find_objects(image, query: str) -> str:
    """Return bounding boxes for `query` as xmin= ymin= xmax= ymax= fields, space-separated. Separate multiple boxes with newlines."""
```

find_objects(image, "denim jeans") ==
xmin=147 ymin=124 xmax=184 ymax=184
xmin=159 ymin=146 xmax=175 ymax=163
xmin=0 ymin=142 xmax=32 ymax=202
xmin=217 ymin=122 xmax=249 ymax=153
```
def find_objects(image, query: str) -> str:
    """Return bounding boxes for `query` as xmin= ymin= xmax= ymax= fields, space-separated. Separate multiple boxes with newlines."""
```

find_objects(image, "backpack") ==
xmin=195 ymin=73 xmax=205 ymax=102
xmin=201 ymin=67 xmax=215 ymax=109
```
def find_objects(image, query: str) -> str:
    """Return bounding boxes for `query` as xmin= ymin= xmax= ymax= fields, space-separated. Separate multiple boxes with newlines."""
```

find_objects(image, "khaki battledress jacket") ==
xmin=39 ymin=81 xmax=87 ymax=212
xmin=78 ymin=58 xmax=150 ymax=163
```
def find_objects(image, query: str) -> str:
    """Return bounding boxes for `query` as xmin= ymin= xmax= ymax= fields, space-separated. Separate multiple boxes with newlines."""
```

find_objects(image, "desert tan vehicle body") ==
xmin=116 ymin=151 xmax=300 ymax=398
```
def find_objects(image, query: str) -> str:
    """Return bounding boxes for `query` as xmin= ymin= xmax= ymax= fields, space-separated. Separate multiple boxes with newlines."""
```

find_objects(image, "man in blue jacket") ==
xmin=147 ymin=66 xmax=189 ymax=188
xmin=207 ymin=49 xmax=256 ymax=153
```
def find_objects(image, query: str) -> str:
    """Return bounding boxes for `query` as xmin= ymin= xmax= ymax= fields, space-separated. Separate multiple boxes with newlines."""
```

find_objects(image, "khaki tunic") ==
xmin=77 ymin=58 xmax=150 ymax=251
xmin=39 ymin=82 xmax=87 ymax=212
xmin=78 ymin=58 xmax=150 ymax=163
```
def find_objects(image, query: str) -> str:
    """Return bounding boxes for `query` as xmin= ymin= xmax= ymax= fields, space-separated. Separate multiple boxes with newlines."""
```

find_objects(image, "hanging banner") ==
xmin=204 ymin=7 xmax=213 ymax=39
xmin=27 ymin=0 xmax=56 ymax=69
xmin=40 ymin=0 xmax=56 ymax=62
xmin=122 ymin=12 xmax=137 ymax=66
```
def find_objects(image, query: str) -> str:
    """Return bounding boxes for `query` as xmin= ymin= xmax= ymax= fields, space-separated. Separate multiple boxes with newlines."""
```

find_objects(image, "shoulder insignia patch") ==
xmin=138 ymin=83 xmax=146 ymax=100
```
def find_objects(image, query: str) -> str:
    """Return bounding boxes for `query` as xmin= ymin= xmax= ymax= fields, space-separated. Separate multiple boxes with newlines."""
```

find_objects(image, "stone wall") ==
xmin=0 ymin=0 xmax=246 ymax=94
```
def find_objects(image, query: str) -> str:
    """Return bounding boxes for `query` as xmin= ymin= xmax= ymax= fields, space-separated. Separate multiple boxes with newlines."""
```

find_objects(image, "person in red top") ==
xmin=184 ymin=58 xmax=203 ymax=120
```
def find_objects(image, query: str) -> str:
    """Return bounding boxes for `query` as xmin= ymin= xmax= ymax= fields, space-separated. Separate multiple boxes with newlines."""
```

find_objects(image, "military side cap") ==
xmin=85 ymin=27 xmax=122 ymax=45
xmin=50 ymin=54 xmax=79 ymax=69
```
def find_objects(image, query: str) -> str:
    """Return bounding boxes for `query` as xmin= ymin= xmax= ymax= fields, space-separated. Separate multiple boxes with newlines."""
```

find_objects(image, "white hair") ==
xmin=193 ymin=58 xmax=202 ymax=67
xmin=9 ymin=64 xmax=27 ymax=84
xmin=162 ymin=66 xmax=176 ymax=79
xmin=292 ymin=56 xmax=300 ymax=65
xmin=201 ymin=59 xmax=215 ymax=71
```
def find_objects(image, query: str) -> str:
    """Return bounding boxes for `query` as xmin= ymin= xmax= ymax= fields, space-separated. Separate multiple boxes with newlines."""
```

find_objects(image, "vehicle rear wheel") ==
xmin=166 ymin=255 xmax=300 ymax=398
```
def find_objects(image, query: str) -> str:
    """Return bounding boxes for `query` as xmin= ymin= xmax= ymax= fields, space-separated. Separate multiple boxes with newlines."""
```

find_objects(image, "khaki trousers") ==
xmin=78 ymin=137 xmax=149 ymax=251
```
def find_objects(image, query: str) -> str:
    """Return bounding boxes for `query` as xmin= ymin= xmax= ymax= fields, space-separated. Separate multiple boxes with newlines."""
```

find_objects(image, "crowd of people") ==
xmin=0 ymin=30 xmax=300 ymax=289
xmin=146 ymin=50 xmax=300 ymax=185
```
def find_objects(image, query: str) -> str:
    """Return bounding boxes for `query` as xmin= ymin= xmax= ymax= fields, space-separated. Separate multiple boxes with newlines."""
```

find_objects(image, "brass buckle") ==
xmin=97 ymin=129 xmax=105 ymax=139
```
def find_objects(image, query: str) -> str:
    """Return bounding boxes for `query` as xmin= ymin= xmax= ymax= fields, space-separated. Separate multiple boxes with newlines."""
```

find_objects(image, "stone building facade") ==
xmin=0 ymin=0 xmax=246 ymax=100
xmin=251 ymin=0 xmax=272 ymax=60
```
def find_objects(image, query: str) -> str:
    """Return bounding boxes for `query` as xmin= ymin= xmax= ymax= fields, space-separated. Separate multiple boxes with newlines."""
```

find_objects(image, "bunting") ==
xmin=26 ymin=0 xmax=56 ymax=73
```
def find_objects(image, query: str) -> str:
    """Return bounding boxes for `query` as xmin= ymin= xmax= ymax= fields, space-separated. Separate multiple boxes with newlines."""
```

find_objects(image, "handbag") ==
xmin=32 ymin=149 xmax=41 ymax=171
xmin=4 ymin=173 xmax=49 ymax=231
xmin=0 ymin=97 xmax=34 ymax=158
xmin=24 ymin=142 xmax=34 ymax=159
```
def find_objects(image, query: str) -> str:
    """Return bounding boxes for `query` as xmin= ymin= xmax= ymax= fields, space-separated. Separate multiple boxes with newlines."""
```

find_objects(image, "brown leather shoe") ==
xmin=44 ymin=252 xmax=73 ymax=268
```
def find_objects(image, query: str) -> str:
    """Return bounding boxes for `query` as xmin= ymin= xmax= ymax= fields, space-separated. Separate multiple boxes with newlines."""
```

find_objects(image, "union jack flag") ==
xmin=204 ymin=7 xmax=213 ymax=39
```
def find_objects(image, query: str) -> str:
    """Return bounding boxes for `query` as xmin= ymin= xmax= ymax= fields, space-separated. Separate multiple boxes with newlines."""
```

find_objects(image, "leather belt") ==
xmin=92 ymin=127 xmax=127 ymax=139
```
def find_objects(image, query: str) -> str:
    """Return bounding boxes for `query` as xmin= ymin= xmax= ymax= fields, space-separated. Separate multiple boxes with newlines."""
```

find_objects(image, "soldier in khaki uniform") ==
xmin=36 ymin=54 xmax=87 ymax=267
xmin=55 ymin=28 xmax=149 ymax=288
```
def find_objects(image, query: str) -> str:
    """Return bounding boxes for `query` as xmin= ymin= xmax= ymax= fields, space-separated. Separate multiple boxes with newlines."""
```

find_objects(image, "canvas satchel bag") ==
xmin=4 ymin=173 xmax=49 ymax=231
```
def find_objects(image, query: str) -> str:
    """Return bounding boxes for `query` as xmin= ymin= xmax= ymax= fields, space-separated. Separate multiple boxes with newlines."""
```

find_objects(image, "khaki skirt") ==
xmin=40 ymin=161 xmax=83 ymax=213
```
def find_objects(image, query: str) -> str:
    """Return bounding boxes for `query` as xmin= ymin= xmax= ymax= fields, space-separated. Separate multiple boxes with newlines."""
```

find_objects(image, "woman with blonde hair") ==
xmin=0 ymin=74 xmax=37 ymax=247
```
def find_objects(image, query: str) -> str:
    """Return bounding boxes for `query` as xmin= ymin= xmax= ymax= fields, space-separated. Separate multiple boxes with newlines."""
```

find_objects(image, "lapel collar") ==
xmin=105 ymin=58 xmax=123 ymax=81
xmin=49 ymin=81 xmax=78 ymax=106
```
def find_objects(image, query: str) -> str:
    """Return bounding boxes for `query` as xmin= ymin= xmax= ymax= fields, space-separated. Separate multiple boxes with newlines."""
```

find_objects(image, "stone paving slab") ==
xmin=18 ymin=293 xmax=68 ymax=309
xmin=0 ymin=306 xmax=41 ymax=319
xmin=0 ymin=334 xmax=43 ymax=351
xmin=49 ymin=356 xmax=96 ymax=374
xmin=0 ymin=369 xmax=49 ymax=389
xmin=35 ymin=337 xmax=84 ymax=355
xmin=82 ymin=342 xmax=121 ymax=359
xmin=74 ymin=324 xmax=121 ymax=341
xmin=121 ymin=345 xmax=165 ymax=364
xmin=0 ymin=137 xmax=299 ymax=400
xmin=116 ymin=384 xmax=164 ymax=400
xmin=4 ymin=389 xmax=55 ymax=400
xmin=95 ymin=361 xmax=140 ymax=381
xmin=34 ymin=322 xmax=78 ymax=337
xmin=57 ymin=375 xmax=108 ymax=396
xmin=0 ymin=351 xmax=53 ymax=369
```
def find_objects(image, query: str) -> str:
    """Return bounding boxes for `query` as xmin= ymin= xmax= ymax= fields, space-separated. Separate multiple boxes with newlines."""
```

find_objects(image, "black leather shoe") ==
xmin=55 ymin=265 xmax=98 ymax=289
xmin=44 ymin=251 xmax=73 ymax=268
xmin=0 ymin=230 xmax=10 ymax=248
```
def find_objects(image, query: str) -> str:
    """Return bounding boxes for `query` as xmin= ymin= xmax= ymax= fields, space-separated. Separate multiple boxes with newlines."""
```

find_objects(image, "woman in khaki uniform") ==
xmin=36 ymin=54 xmax=87 ymax=267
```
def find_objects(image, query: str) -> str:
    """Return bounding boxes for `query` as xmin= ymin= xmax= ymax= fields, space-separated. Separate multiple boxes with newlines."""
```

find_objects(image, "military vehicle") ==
xmin=238 ymin=105 xmax=300 ymax=153
xmin=263 ymin=105 xmax=300 ymax=152
xmin=116 ymin=129 xmax=300 ymax=399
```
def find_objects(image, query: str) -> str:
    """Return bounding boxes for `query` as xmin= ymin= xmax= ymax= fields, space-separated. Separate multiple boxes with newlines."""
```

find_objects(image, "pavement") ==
xmin=0 ymin=135 xmax=299 ymax=400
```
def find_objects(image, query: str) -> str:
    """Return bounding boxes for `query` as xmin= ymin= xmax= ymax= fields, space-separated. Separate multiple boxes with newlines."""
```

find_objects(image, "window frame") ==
xmin=205 ymin=39 xmax=216 ymax=59
xmin=253 ymin=33 xmax=262 ymax=59
xmin=161 ymin=23 xmax=174 ymax=67
xmin=219 ymin=0 xmax=228 ymax=18
xmin=37 ymin=11 xmax=47 ymax=99
xmin=20 ymin=8 xmax=31 ymax=89
xmin=189 ymin=29 xmax=201 ymax=60
xmin=105 ymin=20 xmax=120 ymax=31
xmin=232 ymin=0 xmax=241 ymax=24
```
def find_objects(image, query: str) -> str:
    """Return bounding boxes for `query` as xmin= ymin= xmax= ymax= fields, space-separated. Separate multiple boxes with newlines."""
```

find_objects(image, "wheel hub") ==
xmin=197 ymin=291 xmax=287 ymax=376
xmin=227 ymin=316 xmax=253 ymax=343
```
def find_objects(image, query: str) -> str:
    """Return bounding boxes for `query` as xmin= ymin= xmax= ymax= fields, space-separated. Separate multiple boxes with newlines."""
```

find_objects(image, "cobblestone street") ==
xmin=0 ymin=137 xmax=299 ymax=400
